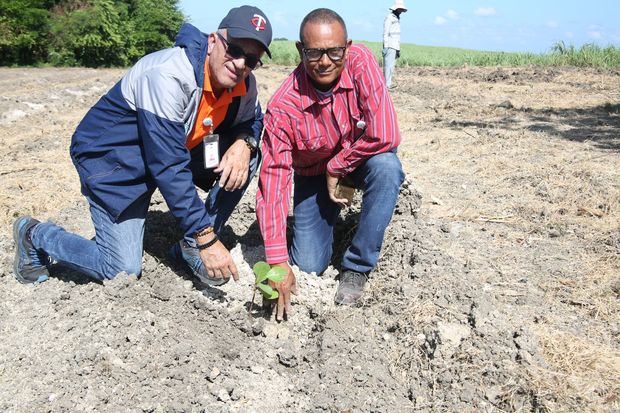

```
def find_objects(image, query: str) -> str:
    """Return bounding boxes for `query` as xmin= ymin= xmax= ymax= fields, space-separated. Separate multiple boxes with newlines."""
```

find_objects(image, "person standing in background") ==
xmin=383 ymin=0 xmax=407 ymax=89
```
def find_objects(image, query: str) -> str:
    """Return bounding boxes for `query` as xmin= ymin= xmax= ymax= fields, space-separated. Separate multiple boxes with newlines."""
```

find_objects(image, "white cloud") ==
xmin=587 ymin=31 xmax=602 ymax=39
xmin=565 ymin=31 xmax=574 ymax=39
xmin=475 ymin=7 xmax=497 ymax=17
xmin=546 ymin=21 xmax=559 ymax=29
xmin=434 ymin=16 xmax=448 ymax=26
xmin=446 ymin=9 xmax=460 ymax=20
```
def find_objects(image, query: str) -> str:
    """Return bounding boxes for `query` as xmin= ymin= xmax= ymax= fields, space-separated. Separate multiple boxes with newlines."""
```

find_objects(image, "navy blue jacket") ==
xmin=70 ymin=24 xmax=263 ymax=235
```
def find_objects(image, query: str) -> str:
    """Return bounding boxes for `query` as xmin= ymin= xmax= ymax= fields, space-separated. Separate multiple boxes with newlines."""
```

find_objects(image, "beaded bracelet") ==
xmin=194 ymin=226 xmax=214 ymax=239
xmin=197 ymin=235 xmax=218 ymax=250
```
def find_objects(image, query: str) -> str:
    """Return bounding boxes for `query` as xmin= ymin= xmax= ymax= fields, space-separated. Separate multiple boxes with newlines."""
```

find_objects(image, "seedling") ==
xmin=249 ymin=261 xmax=286 ymax=313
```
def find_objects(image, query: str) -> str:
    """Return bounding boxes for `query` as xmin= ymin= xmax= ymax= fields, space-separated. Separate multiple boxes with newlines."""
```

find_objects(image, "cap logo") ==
xmin=251 ymin=14 xmax=266 ymax=31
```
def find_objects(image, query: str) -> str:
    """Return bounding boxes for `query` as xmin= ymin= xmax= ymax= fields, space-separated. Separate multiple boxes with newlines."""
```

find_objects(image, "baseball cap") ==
xmin=218 ymin=5 xmax=272 ymax=58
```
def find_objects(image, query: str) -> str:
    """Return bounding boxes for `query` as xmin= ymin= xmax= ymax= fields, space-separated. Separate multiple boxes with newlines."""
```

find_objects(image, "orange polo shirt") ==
xmin=186 ymin=59 xmax=247 ymax=150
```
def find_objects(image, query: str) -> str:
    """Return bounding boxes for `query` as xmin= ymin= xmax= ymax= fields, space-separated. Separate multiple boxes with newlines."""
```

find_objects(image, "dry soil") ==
xmin=0 ymin=65 xmax=618 ymax=412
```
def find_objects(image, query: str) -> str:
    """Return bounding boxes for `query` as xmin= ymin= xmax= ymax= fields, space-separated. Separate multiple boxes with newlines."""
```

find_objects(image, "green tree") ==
xmin=49 ymin=0 xmax=132 ymax=66
xmin=0 ymin=0 xmax=51 ymax=65
xmin=0 ymin=0 xmax=185 ymax=66
xmin=128 ymin=0 xmax=184 ymax=60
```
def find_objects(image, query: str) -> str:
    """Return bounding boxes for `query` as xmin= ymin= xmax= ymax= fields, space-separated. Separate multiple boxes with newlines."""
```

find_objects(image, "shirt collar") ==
xmin=294 ymin=60 xmax=355 ymax=111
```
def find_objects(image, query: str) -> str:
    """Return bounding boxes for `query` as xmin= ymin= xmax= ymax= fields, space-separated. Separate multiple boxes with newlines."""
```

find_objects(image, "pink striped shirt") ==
xmin=256 ymin=44 xmax=401 ymax=264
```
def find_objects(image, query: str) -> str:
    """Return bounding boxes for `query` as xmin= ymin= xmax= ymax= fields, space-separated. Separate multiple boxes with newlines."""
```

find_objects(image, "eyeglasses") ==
xmin=301 ymin=46 xmax=347 ymax=62
xmin=217 ymin=32 xmax=263 ymax=70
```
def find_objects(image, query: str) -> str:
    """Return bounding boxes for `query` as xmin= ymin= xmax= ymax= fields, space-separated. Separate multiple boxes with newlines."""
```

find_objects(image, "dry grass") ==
xmin=391 ymin=66 xmax=620 ymax=411
xmin=526 ymin=327 xmax=620 ymax=412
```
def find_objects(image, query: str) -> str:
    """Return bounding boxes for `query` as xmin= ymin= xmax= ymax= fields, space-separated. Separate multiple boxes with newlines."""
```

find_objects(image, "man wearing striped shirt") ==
xmin=257 ymin=8 xmax=405 ymax=319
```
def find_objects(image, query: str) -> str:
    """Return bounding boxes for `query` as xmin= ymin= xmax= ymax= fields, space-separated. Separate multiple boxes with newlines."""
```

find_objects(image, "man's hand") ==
xmin=326 ymin=171 xmax=351 ymax=208
xmin=268 ymin=262 xmax=298 ymax=321
xmin=214 ymin=138 xmax=251 ymax=191
xmin=199 ymin=238 xmax=239 ymax=282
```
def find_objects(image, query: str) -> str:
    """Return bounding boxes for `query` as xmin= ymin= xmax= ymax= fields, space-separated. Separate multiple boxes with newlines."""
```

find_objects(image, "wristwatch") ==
xmin=240 ymin=135 xmax=258 ymax=153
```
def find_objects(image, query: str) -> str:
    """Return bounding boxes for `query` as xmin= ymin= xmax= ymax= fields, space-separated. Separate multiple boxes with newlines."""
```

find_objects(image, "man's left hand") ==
xmin=214 ymin=139 xmax=250 ymax=191
xmin=326 ymin=171 xmax=350 ymax=208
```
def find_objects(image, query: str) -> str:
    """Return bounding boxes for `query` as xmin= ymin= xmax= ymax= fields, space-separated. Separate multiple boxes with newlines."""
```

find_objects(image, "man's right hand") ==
xmin=199 ymin=239 xmax=239 ymax=282
xmin=269 ymin=262 xmax=298 ymax=321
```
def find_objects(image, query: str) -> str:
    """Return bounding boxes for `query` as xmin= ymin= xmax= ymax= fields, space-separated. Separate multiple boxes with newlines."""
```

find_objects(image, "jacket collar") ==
xmin=175 ymin=23 xmax=209 ymax=89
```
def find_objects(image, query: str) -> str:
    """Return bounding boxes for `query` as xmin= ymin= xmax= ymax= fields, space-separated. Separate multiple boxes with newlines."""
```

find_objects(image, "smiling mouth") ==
xmin=226 ymin=65 xmax=239 ymax=80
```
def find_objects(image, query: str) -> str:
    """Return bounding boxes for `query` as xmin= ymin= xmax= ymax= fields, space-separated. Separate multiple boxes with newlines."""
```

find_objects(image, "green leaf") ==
xmin=257 ymin=282 xmax=279 ymax=299
xmin=265 ymin=267 xmax=285 ymax=283
xmin=253 ymin=261 xmax=270 ymax=280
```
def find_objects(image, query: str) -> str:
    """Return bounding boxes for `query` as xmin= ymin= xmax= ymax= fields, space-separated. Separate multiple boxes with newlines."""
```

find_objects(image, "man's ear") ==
xmin=296 ymin=41 xmax=304 ymax=60
xmin=344 ymin=39 xmax=353 ymax=59
xmin=207 ymin=33 xmax=216 ymax=55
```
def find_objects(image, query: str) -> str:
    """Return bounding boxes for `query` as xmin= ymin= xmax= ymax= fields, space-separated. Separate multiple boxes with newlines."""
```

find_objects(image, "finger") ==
xmin=213 ymin=157 xmax=226 ymax=173
xmin=276 ymin=288 xmax=285 ymax=321
xmin=226 ymin=168 xmax=242 ymax=191
xmin=218 ymin=164 xmax=233 ymax=188
xmin=213 ymin=266 xmax=224 ymax=279
xmin=329 ymin=194 xmax=348 ymax=207
xmin=238 ymin=170 xmax=248 ymax=189
xmin=232 ymin=170 xmax=245 ymax=191
xmin=290 ymin=281 xmax=299 ymax=296
xmin=229 ymin=261 xmax=239 ymax=282
xmin=284 ymin=288 xmax=292 ymax=316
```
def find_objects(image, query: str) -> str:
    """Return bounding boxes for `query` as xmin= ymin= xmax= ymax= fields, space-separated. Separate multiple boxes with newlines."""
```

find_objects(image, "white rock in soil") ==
xmin=437 ymin=322 xmax=471 ymax=351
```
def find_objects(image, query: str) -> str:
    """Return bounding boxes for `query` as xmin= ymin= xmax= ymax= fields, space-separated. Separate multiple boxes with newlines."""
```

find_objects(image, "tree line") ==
xmin=0 ymin=0 xmax=185 ymax=67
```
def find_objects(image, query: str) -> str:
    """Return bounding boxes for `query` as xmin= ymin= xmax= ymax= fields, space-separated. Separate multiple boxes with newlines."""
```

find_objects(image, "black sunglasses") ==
xmin=301 ymin=46 xmax=347 ymax=62
xmin=217 ymin=32 xmax=263 ymax=70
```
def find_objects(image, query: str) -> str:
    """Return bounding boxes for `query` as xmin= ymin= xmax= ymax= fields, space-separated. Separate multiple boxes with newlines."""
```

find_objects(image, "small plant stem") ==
xmin=249 ymin=286 xmax=257 ymax=313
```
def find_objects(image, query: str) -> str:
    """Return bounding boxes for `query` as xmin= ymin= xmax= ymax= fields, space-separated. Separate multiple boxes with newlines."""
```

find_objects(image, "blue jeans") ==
xmin=290 ymin=151 xmax=404 ymax=275
xmin=382 ymin=47 xmax=397 ymax=88
xmin=31 ymin=148 xmax=260 ymax=281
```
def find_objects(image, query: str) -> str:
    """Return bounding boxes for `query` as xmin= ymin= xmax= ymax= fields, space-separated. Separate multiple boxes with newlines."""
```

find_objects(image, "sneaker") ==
xmin=169 ymin=240 xmax=229 ymax=286
xmin=334 ymin=270 xmax=368 ymax=306
xmin=13 ymin=216 xmax=49 ymax=284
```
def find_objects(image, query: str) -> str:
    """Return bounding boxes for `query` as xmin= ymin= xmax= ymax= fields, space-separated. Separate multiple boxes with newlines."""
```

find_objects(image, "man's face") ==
xmin=207 ymin=29 xmax=264 ymax=92
xmin=297 ymin=22 xmax=351 ymax=91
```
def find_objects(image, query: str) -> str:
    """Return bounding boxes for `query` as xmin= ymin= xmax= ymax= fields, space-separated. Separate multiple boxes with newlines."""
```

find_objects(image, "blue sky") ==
xmin=179 ymin=1 xmax=620 ymax=53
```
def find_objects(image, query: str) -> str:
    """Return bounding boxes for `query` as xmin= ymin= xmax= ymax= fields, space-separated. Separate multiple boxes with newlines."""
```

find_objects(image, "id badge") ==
xmin=203 ymin=134 xmax=220 ymax=169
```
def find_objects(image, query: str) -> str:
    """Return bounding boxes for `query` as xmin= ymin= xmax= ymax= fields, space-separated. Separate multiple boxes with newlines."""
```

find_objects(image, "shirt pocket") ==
xmin=294 ymin=133 xmax=330 ymax=154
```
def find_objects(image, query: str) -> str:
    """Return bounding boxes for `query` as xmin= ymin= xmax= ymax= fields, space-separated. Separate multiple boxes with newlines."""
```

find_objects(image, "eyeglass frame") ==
xmin=300 ymin=45 xmax=348 ymax=62
xmin=216 ymin=32 xmax=263 ymax=70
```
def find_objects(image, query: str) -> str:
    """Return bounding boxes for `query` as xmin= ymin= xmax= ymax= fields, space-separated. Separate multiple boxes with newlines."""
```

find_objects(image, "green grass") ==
xmin=267 ymin=40 xmax=620 ymax=68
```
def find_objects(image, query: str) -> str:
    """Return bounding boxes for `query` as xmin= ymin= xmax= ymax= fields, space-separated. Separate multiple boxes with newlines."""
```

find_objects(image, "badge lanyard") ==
xmin=202 ymin=117 xmax=219 ymax=169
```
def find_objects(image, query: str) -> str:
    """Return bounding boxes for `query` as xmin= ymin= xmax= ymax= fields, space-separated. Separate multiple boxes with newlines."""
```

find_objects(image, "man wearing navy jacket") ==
xmin=12 ymin=6 xmax=272 ymax=286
